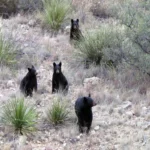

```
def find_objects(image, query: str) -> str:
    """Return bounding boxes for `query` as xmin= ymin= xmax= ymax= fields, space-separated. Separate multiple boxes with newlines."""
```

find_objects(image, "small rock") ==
xmin=126 ymin=111 xmax=134 ymax=118
xmin=21 ymin=144 xmax=32 ymax=150
xmin=7 ymin=80 xmax=15 ymax=88
xmin=122 ymin=101 xmax=132 ymax=109
xmin=69 ymin=138 xmax=78 ymax=144
xmin=64 ymin=25 xmax=71 ymax=34
xmin=45 ymin=145 xmax=52 ymax=150
xmin=76 ymin=134 xmax=83 ymax=140
xmin=94 ymin=125 xmax=100 ymax=131
xmin=24 ymin=43 xmax=28 ymax=47
xmin=91 ymin=130 xmax=96 ymax=135
xmin=142 ymin=122 xmax=150 ymax=130
xmin=17 ymin=135 xmax=27 ymax=149
xmin=141 ymin=107 xmax=148 ymax=116
xmin=63 ymin=142 xmax=67 ymax=147
xmin=84 ymin=77 xmax=100 ymax=86
xmin=28 ymin=20 xmax=36 ymax=27
xmin=3 ymin=143 xmax=11 ymax=150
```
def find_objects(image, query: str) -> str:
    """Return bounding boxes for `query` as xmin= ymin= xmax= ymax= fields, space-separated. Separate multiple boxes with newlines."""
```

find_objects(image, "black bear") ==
xmin=52 ymin=62 xmax=68 ymax=94
xmin=20 ymin=65 xmax=37 ymax=97
xmin=75 ymin=94 xmax=96 ymax=134
xmin=70 ymin=19 xmax=83 ymax=41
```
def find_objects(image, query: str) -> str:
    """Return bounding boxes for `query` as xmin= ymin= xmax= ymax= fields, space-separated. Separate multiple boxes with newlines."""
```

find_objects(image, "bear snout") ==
xmin=93 ymin=101 xmax=97 ymax=106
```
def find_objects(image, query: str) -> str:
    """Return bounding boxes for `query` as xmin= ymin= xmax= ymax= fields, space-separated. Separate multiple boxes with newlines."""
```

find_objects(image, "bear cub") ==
xmin=20 ymin=65 xmax=37 ymax=97
xmin=52 ymin=62 xmax=68 ymax=94
xmin=70 ymin=19 xmax=83 ymax=41
xmin=75 ymin=94 xmax=96 ymax=134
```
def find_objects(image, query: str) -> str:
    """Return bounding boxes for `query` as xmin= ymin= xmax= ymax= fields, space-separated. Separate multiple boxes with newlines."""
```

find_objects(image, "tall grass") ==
xmin=0 ymin=97 xmax=37 ymax=135
xmin=46 ymin=97 xmax=69 ymax=125
xmin=42 ymin=0 xmax=72 ymax=31
xmin=75 ymin=25 xmax=125 ymax=66
xmin=0 ymin=30 xmax=16 ymax=66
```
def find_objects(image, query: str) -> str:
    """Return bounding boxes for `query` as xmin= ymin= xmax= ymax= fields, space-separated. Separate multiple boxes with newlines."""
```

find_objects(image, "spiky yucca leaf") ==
xmin=42 ymin=0 xmax=72 ymax=31
xmin=1 ymin=98 xmax=37 ymax=135
xmin=46 ymin=98 xmax=68 ymax=125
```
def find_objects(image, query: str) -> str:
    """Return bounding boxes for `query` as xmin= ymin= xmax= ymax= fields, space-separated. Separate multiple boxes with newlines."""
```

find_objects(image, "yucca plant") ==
xmin=42 ymin=0 xmax=72 ymax=31
xmin=0 ymin=30 xmax=16 ymax=66
xmin=75 ymin=25 xmax=124 ymax=66
xmin=46 ymin=98 xmax=69 ymax=125
xmin=0 ymin=97 xmax=37 ymax=135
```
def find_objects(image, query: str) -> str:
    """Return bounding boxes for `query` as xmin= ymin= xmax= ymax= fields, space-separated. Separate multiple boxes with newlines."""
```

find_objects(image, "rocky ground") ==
xmin=0 ymin=12 xmax=150 ymax=150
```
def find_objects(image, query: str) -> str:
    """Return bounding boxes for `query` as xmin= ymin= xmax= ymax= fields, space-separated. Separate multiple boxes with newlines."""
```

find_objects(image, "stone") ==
xmin=122 ymin=101 xmax=132 ymax=109
xmin=28 ymin=20 xmax=36 ymax=27
xmin=7 ymin=80 xmax=15 ymax=88
xmin=94 ymin=125 xmax=100 ymax=131
xmin=3 ymin=143 xmax=12 ymax=150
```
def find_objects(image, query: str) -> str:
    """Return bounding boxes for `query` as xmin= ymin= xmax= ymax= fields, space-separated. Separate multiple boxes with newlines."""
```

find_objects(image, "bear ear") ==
xmin=77 ymin=19 xmax=79 ymax=22
xmin=71 ymin=19 xmax=74 ymax=23
xmin=31 ymin=65 xmax=35 ymax=69
xmin=88 ymin=93 xmax=91 ymax=97
xmin=53 ymin=62 xmax=56 ymax=67
xmin=59 ymin=62 xmax=62 ymax=67
xmin=83 ymin=97 xmax=88 ymax=104
xmin=28 ymin=68 xmax=31 ymax=72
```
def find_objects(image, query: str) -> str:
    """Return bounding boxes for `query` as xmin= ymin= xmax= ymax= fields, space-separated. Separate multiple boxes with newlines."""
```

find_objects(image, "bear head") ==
xmin=28 ymin=65 xmax=37 ymax=77
xmin=71 ymin=19 xmax=79 ymax=30
xmin=83 ymin=96 xmax=97 ymax=108
xmin=53 ymin=62 xmax=62 ymax=74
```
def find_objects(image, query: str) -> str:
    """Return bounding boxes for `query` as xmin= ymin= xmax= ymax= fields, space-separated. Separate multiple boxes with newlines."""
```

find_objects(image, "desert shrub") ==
xmin=0 ymin=97 xmax=37 ymax=135
xmin=113 ymin=1 xmax=150 ymax=74
xmin=46 ymin=97 xmax=69 ymax=125
xmin=75 ymin=25 xmax=125 ymax=66
xmin=90 ymin=1 xmax=112 ymax=19
xmin=0 ymin=0 xmax=18 ymax=18
xmin=41 ymin=0 xmax=72 ymax=31
xmin=0 ymin=30 xmax=17 ymax=66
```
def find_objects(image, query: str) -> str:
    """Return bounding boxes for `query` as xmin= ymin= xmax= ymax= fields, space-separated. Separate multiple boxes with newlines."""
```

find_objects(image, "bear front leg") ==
xmin=52 ymin=81 xmax=58 ymax=93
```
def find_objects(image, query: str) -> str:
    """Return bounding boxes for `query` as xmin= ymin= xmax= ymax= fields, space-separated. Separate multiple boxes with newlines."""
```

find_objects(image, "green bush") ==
xmin=46 ymin=98 xmax=69 ymax=125
xmin=0 ymin=97 xmax=37 ymax=135
xmin=42 ymin=0 xmax=72 ymax=31
xmin=114 ymin=1 xmax=150 ymax=74
xmin=75 ymin=25 xmax=125 ymax=66
xmin=0 ymin=31 xmax=17 ymax=66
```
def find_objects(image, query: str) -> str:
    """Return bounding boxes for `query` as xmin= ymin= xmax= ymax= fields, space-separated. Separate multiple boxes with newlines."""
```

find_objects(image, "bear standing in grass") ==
xmin=75 ymin=94 xmax=96 ymax=133
xmin=70 ymin=19 xmax=83 ymax=41
xmin=52 ymin=62 xmax=68 ymax=94
xmin=20 ymin=65 xmax=37 ymax=97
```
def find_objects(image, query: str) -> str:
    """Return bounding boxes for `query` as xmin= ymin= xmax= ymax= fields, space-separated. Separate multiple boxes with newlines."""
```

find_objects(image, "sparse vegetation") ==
xmin=0 ymin=0 xmax=150 ymax=149
xmin=0 ymin=97 xmax=37 ymax=135
xmin=46 ymin=97 xmax=69 ymax=125
xmin=0 ymin=30 xmax=17 ymax=66
xmin=41 ymin=0 xmax=72 ymax=31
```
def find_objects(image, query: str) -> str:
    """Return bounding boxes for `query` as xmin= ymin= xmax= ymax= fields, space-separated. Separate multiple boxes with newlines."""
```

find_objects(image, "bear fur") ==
xmin=75 ymin=94 xmax=96 ymax=133
xmin=20 ymin=65 xmax=37 ymax=97
xmin=70 ymin=19 xmax=83 ymax=41
xmin=52 ymin=62 xmax=68 ymax=94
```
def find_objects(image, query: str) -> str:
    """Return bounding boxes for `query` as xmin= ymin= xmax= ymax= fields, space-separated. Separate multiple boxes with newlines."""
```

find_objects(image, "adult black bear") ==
xmin=52 ymin=62 xmax=68 ymax=94
xmin=75 ymin=94 xmax=96 ymax=133
xmin=70 ymin=19 xmax=83 ymax=41
xmin=20 ymin=65 xmax=37 ymax=97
